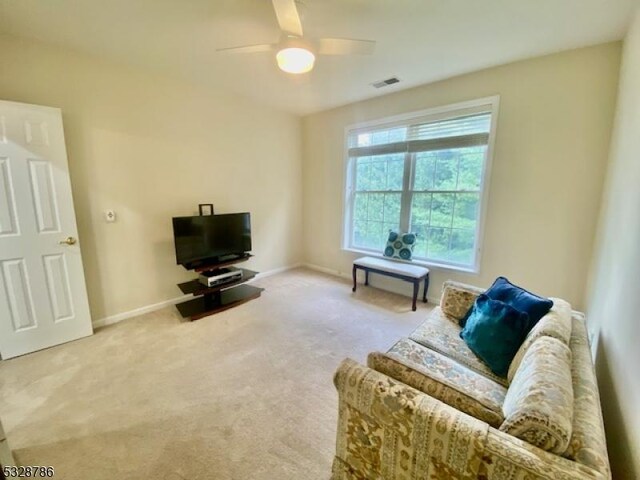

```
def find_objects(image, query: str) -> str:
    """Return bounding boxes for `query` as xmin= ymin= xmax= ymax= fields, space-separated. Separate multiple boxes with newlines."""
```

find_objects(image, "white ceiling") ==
xmin=0 ymin=0 xmax=636 ymax=115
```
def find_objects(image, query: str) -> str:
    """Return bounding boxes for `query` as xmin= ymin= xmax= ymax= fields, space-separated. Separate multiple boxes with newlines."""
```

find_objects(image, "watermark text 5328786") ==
xmin=2 ymin=466 xmax=55 ymax=478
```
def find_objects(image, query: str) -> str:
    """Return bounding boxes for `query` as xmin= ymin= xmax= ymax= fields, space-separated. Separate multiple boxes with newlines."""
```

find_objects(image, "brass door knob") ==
xmin=59 ymin=236 xmax=77 ymax=246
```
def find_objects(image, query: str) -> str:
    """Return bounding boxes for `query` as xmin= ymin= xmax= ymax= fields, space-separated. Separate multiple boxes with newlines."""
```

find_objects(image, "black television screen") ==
xmin=172 ymin=213 xmax=251 ymax=267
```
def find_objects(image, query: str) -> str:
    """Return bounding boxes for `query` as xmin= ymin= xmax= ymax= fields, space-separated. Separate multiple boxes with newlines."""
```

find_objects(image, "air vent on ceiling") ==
xmin=372 ymin=77 xmax=400 ymax=88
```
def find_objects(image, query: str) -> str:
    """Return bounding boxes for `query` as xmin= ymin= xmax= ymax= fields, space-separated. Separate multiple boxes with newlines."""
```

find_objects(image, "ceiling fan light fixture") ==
xmin=276 ymin=47 xmax=315 ymax=74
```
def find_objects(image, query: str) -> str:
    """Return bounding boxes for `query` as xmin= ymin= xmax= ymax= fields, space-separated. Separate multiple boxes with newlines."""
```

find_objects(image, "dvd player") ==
xmin=198 ymin=267 xmax=243 ymax=287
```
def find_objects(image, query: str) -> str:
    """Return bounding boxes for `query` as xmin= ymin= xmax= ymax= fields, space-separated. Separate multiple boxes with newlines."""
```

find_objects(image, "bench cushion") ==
xmin=354 ymin=256 xmax=429 ymax=278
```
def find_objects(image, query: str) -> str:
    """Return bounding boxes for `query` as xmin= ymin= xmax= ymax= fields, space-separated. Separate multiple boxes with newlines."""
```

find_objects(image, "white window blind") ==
xmin=343 ymin=99 xmax=497 ymax=271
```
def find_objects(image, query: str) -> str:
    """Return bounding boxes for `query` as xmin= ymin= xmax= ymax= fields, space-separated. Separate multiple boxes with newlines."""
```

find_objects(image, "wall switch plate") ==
xmin=104 ymin=210 xmax=116 ymax=223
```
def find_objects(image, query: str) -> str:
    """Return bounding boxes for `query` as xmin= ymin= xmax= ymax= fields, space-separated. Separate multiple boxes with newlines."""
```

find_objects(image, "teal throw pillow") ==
xmin=459 ymin=277 xmax=553 ymax=332
xmin=460 ymin=294 xmax=530 ymax=377
xmin=383 ymin=230 xmax=417 ymax=260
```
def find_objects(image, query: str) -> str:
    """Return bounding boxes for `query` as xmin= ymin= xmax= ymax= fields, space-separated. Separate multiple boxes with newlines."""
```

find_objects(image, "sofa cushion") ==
xmin=462 ymin=277 xmax=553 ymax=330
xmin=507 ymin=298 xmax=573 ymax=383
xmin=369 ymin=338 xmax=507 ymax=427
xmin=460 ymin=295 xmax=530 ymax=377
xmin=409 ymin=308 xmax=509 ymax=387
xmin=439 ymin=280 xmax=484 ymax=320
xmin=563 ymin=316 xmax=611 ymax=477
xmin=501 ymin=336 xmax=574 ymax=454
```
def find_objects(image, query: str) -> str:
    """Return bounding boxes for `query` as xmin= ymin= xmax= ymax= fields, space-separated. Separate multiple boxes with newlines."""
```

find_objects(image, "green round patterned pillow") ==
xmin=383 ymin=230 xmax=418 ymax=261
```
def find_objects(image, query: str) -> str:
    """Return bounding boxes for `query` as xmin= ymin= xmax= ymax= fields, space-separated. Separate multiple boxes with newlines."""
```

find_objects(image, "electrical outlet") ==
xmin=104 ymin=210 xmax=116 ymax=223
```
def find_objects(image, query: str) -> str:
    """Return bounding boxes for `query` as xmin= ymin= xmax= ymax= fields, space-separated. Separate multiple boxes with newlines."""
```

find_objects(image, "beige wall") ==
xmin=586 ymin=9 xmax=640 ymax=479
xmin=0 ymin=34 xmax=303 ymax=321
xmin=302 ymin=43 xmax=621 ymax=309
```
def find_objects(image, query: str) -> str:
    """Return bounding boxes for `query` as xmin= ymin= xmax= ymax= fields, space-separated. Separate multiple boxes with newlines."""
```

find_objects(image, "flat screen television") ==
xmin=172 ymin=212 xmax=251 ymax=268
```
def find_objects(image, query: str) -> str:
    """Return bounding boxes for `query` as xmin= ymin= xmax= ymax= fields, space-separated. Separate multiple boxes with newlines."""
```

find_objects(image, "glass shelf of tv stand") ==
xmin=177 ymin=268 xmax=258 ymax=296
xmin=188 ymin=253 xmax=254 ymax=273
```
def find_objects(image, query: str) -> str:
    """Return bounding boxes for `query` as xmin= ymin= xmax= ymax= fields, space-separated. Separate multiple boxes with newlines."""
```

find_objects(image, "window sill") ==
xmin=342 ymin=247 xmax=479 ymax=275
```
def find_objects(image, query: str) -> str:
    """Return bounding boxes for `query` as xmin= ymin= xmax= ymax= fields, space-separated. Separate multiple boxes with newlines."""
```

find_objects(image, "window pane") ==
xmin=452 ymin=193 xmax=479 ymax=230
xmin=456 ymin=146 xmax=486 ymax=190
xmin=353 ymin=193 xmax=368 ymax=221
xmin=410 ymin=192 xmax=431 ymax=226
xmin=368 ymin=160 xmax=387 ymax=190
xmin=355 ymin=157 xmax=372 ymax=191
xmin=387 ymin=127 xmax=406 ymax=143
xmin=383 ymin=193 xmax=401 ymax=223
xmin=424 ymin=228 xmax=475 ymax=265
xmin=433 ymin=150 xmax=458 ymax=190
xmin=354 ymin=154 xmax=404 ymax=192
xmin=367 ymin=221 xmax=386 ymax=249
xmin=353 ymin=219 xmax=367 ymax=246
xmin=426 ymin=227 xmax=451 ymax=261
xmin=370 ymin=130 xmax=389 ymax=146
xmin=411 ymin=226 xmax=428 ymax=259
xmin=408 ymin=192 xmax=479 ymax=265
xmin=449 ymin=229 xmax=475 ymax=265
xmin=386 ymin=156 xmax=404 ymax=190
xmin=413 ymin=146 xmax=486 ymax=192
xmin=367 ymin=193 xmax=384 ymax=221
xmin=354 ymin=220 xmax=380 ymax=249
xmin=429 ymin=193 xmax=455 ymax=228
xmin=414 ymin=152 xmax=435 ymax=190
xmin=352 ymin=192 xmax=401 ymax=250
xmin=354 ymin=127 xmax=407 ymax=147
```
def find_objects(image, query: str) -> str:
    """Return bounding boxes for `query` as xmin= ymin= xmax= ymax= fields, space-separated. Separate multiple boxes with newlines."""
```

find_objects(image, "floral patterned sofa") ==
xmin=332 ymin=280 xmax=611 ymax=480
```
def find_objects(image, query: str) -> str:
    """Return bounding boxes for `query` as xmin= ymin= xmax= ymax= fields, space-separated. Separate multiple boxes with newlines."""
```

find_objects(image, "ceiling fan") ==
xmin=217 ymin=0 xmax=376 ymax=74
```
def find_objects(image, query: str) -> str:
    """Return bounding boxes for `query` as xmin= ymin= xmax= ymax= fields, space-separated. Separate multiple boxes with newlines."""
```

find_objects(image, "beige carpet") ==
xmin=0 ymin=268 xmax=432 ymax=479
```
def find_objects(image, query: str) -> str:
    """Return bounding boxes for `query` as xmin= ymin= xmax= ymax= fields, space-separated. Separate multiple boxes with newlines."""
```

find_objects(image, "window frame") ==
xmin=341 ymin=96 xmax=500 ymax=273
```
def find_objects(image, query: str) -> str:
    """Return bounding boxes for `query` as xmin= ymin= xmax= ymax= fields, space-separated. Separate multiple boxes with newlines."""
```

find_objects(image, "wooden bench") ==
xmin=352 ymin=256 xmax=430 ymax=311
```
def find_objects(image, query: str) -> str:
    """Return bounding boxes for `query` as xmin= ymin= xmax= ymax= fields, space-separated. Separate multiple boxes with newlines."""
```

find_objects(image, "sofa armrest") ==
xmin=481 ymin=428 xmax=608 ymax=479
xmin=440 ymin=280 xmax=484 ymax=320
xmin=332 ymin=358 xmax=489 ymax=479
xmin=332 ymin=359 xmax=607 ymax=480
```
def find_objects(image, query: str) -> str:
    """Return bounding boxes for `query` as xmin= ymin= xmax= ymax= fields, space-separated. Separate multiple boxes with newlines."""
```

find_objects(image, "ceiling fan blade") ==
xmin=272 ymin=0 xmax=303 ymax=37
xmin=317 ymin=38 xmax=376 ymax=56
xmin=216 ymin=44 xmax=275 ymax=54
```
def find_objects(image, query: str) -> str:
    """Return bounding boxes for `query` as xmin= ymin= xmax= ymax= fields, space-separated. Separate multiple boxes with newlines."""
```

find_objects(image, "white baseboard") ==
xmin=302 ymin=262 xmax=440 ymax=304
xmin=92 ymin=263 xmax=301 ymax=328
xmin=302 ymin=262 xmax=351 ymax=280
xmin=254 ymin=262 xmax=302 ymax=279
xmin=92 ymin=294 xmax=192 ymax=328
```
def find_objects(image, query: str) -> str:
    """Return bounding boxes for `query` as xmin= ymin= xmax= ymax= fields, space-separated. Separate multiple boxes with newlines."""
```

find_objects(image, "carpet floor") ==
xmin=0 ymin=268 xmax=432 ymax=479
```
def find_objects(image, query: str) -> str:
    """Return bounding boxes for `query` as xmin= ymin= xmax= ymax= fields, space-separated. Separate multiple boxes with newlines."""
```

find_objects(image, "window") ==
xmin=343 ymin=97 xmax=498 ymax=272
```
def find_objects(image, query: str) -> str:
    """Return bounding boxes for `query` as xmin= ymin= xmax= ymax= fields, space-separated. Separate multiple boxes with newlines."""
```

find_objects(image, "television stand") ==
xmin=175 ymin=255 xmax=263 ymax=321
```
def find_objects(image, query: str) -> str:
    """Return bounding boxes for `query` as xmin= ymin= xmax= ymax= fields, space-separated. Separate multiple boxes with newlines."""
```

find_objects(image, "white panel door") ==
xmin=0 ymin=100 xmax=92 ymax=359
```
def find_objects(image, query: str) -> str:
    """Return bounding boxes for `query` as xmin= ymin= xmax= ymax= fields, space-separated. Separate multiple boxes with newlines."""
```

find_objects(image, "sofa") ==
xmin=331 ymin=280 xmax=611 ymax=479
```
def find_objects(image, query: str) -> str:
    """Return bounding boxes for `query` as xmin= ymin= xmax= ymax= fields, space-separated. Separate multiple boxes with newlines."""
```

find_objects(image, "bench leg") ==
xmin=412 ymin=281 xmax=419 ymax=311
xmin=352 ymin=265 xmax=357 ymax=292
xmin=365 ymin=270 xmax=369 ymax=286
xmin=423 ymin=273 xmax=429 ymax=303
